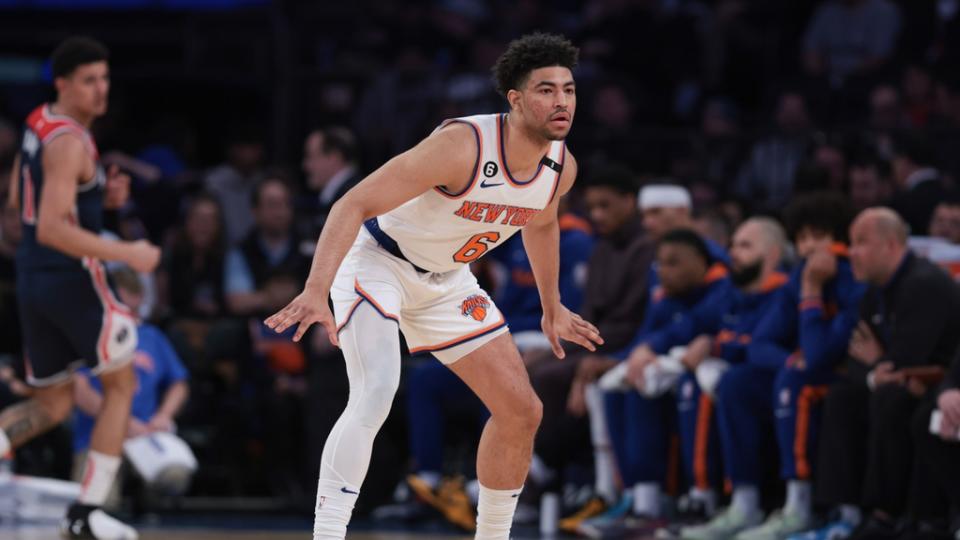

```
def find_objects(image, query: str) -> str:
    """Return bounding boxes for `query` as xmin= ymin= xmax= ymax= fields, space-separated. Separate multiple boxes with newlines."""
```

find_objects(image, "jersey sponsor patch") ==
xmin=460 ymin=294 xmax=490 ymax=322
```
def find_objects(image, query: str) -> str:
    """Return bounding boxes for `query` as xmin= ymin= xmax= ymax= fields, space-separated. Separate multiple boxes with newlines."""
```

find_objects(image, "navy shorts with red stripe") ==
xmin=16 ymin=264 xmax=136 ymax=387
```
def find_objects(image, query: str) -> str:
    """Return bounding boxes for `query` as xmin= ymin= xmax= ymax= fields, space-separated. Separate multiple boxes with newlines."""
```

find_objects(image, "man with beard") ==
xmin=658 ymin=218 xmax=791 ymax=538
xmin=685 ymin=193 xmax=865 ymax=540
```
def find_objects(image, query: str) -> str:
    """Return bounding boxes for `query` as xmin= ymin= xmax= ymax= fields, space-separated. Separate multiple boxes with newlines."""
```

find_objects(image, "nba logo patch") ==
xmin=460 ymin=294 xmax=490 ymax=322
xmin=682 ymin=381 xmax=694 ymax=399
xmin=780 ymin=388 xmax=791 ymax=406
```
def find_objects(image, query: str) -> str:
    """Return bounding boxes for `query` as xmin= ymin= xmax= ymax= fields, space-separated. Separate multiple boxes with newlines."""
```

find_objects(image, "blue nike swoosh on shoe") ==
xmin=341 ymin=487 xmax=359 ymax=494
xmin=480 ymin=180 xmax=504 ymax=188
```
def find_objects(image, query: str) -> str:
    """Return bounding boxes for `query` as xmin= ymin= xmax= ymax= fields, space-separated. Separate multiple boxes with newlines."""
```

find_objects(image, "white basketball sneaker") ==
xmin=60 ymin=503 xmax=138 ymax=540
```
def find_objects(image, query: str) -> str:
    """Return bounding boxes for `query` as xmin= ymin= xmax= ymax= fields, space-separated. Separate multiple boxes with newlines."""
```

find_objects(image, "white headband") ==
xmin=639 ymin=184 xmax=692 ymax=210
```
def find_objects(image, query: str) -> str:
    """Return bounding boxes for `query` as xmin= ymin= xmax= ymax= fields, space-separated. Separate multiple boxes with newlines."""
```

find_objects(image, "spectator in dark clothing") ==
xmin=301 ymin=127 xmax=361 ymax=238
xmin=813 ymin=208 xmax=960 ymax=539
xmin=204 ymin=129 xmax=266 ymax=245
xmin=848 ymin=155 xmax=892 ymax=212
xmin=225 ymin=175 xmax=309 ymax=317
xmin=890 ymin=131 xmax=946 ymax=236
xmin=161 ymin=193 xmax=228 ymax=320
xmin=802 ymin=0 xmax=901 ymax=89
xmin=736 ymin=92 xmax=813 ymax=212
xmin=909 ymin=349 xmax=960 ymax=539
xmin=929 ymin=200 xmax=960 ymax=244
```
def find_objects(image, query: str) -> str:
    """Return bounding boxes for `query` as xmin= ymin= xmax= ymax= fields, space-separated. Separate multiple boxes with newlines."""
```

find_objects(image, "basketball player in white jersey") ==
xmin=266 ymin=33 xmax=602 ymax=539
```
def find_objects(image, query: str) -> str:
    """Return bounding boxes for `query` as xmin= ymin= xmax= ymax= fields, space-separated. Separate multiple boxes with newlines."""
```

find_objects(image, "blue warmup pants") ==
xmin=406 ymin=361 xmax=488 ymax=474
xmin=715 ymin=362 xmax=832 ymax=487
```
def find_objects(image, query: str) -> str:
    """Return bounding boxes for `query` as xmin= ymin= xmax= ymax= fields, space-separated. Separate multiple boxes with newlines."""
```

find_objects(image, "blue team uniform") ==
xmin=15 ymin=104 xmax=136 ymax=386
xmin=716 ymin=245 xmax=865 ymax=487
xmin=604 ymin=261 xmax=735 ymax=490
xmin=680 ymin=271 xmax=790 ymax=491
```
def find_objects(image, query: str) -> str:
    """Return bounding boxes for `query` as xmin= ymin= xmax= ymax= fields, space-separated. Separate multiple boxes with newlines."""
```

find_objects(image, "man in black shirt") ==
xmin=812 ymin=208 xmax=960 ymax=539
xmin=910 ymin=348 xmax=960 ymax=539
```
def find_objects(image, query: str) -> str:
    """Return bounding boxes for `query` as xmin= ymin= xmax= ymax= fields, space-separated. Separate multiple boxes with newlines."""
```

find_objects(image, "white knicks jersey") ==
xmin=373 ymin=113 xmax=566 ymax=273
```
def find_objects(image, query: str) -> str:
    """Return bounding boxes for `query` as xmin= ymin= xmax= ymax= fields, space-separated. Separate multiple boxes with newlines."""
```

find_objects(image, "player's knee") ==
xmin=356 ymin=378 xmax=400 ymax=428
xmin=502 ymin=391 xmax=542 ymax=435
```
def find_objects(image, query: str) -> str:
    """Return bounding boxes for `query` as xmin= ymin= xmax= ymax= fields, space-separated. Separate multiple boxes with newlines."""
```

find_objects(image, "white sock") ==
xmin=313 ymin=479 xmax=360 ymax=539
xmin=475 ymin=483 xmax=522 ymax=540
xmin=585 ymin=383 xmax=617 ymax=504
xmin=78 ymin=450 xmax=122 ymax=506
xmin=632 ymin=483 xmax=661 ymax=517
xmin=839 ymin=504 xmax=861 ymax=526
xmin=731 ymin=485 xmax=760 ymax=517
xmin=690 ymin=487 xmax=717 ymax=515
xmin=0 ymin=429 xmax=10 ymax=457
xmin=785 ymin=480 xmax=811 ymax=518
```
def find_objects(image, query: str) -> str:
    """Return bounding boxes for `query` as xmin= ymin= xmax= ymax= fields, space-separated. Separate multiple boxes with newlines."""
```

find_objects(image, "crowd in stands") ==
xmin=1 ymin=0 xmax=960 ymax=538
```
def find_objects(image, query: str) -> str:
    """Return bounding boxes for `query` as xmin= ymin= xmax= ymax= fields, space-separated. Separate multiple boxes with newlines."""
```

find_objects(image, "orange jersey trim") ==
xmin=336 ymin=279 xmax=400 ymax=333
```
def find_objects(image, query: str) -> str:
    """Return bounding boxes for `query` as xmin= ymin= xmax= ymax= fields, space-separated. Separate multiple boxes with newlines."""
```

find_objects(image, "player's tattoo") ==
xmin=0 ymin=400 xmax=58 ymax=448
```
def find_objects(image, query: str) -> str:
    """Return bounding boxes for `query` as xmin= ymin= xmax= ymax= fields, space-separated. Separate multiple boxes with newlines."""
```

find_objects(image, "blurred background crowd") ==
xmin=2 ymin=0 xmax=960 ymax=537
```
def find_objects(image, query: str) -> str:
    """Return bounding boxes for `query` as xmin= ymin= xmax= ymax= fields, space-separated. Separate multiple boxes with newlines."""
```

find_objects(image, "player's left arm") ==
xmin=522 ymin=152 xmax=602 ymax=358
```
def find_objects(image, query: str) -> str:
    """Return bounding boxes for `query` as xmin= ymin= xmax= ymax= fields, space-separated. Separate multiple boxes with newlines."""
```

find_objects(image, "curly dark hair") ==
xmin=491 ymin=32 xmax=578 ymax=98
xmin=783 ymin=191 xmax=854 ymax=243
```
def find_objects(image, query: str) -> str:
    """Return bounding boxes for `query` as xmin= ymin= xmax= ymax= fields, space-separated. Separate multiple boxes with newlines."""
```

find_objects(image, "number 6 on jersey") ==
xmin=453 ymin=231 xmax=501 ymax=263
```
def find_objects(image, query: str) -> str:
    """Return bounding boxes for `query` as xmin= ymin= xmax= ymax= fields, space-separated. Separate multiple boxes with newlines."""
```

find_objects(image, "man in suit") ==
xmin=890 ymin=131 xmax=946 ymax=236
xmin=301 ymin=127 xmax=362 ymax=236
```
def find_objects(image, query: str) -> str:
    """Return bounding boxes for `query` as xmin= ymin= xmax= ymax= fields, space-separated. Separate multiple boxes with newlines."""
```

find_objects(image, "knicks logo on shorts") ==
xmin=460 ymin=294 xmax=490 ymax=322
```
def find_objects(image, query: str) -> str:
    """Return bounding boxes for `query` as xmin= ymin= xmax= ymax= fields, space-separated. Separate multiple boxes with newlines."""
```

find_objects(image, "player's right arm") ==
xmin=266 ymin=123 xmax=477 ymax=344
xmin=37 ymin=135 xmax=160 ymax=273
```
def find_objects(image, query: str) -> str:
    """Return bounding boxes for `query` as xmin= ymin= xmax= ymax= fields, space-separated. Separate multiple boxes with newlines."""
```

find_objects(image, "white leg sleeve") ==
xmin=313 ymin=302 xmax=401 ymax=539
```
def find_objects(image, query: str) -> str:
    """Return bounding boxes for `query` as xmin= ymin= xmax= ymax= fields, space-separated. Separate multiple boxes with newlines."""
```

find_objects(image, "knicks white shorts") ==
xmin=331 ymin=228 xmax=510 ymax=364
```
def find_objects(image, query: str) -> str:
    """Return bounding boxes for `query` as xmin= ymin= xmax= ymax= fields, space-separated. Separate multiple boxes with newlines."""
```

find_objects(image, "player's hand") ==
xmin=125 ymin=239 xmax=161 ymax=273
xmin=147 ymin=414 xmax=175 ymax=433
xmin=802 ymin=249 xmax=837 ymax=287
xmin=128 ymin=418 xmax=149 ymax=438
xmin=265 ymin=287 xmax=339 ymax=346
xmin=849 ymin=321 xmax=883 ymax=366
xmin=871 ymin=361 xmax=903 ymax=388
xmin=939 ymin=389 xmax=960 ymax=427
xmin=541 ymin=306 xmax=603 ymax=359
xmin=626 ymin=344 xmax=656 ymax=389
xmin=104 ymin=165 xmax=131 ymax=209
